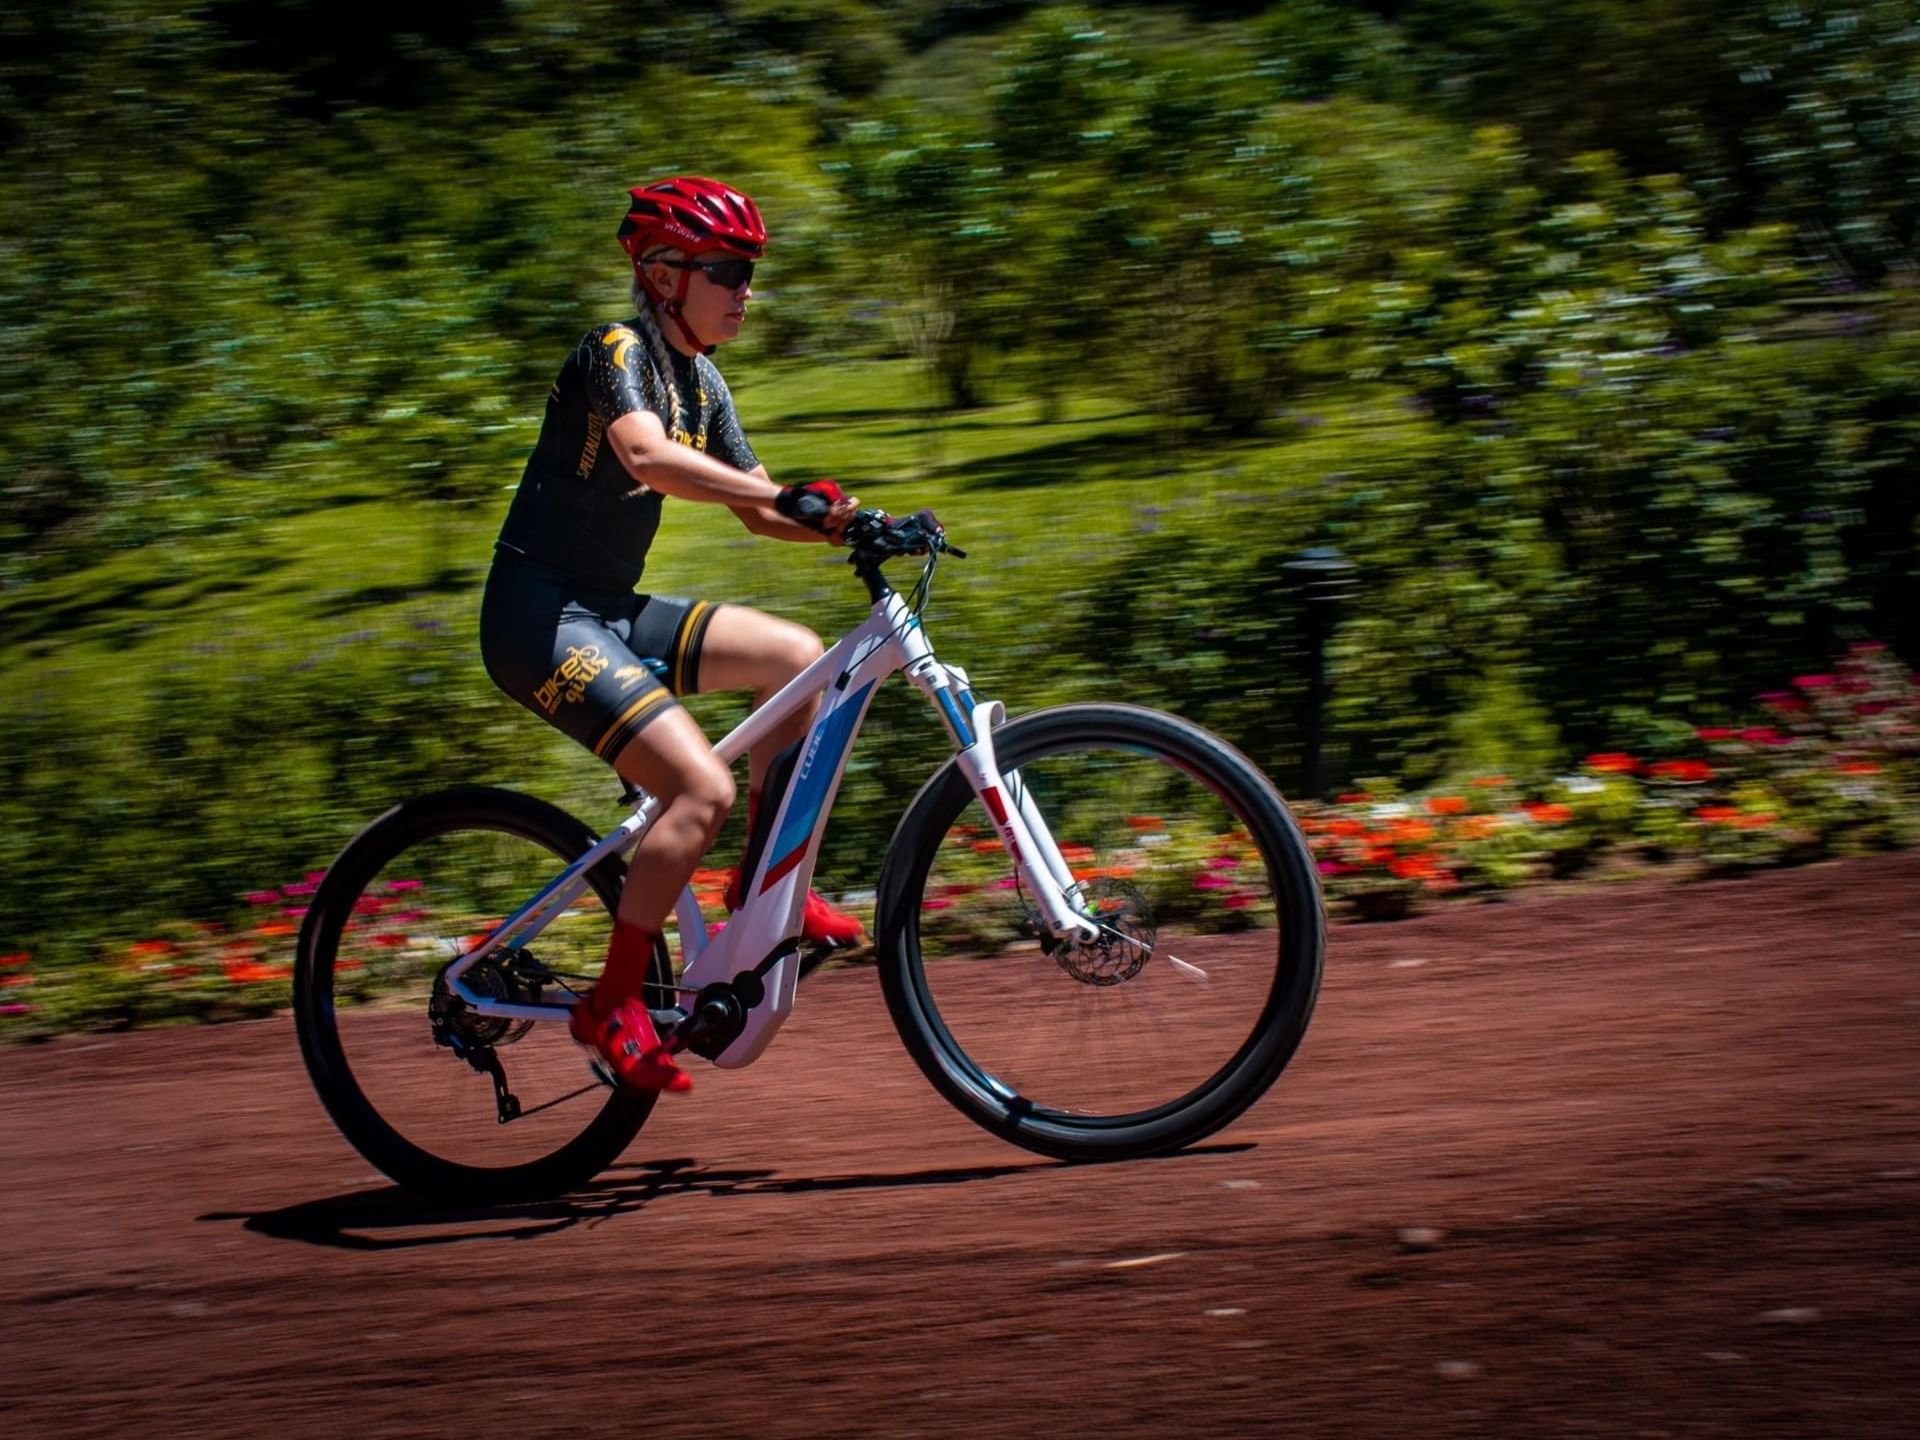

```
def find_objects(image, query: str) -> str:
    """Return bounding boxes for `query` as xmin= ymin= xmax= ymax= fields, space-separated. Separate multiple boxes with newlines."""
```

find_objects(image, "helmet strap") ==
xmin=657 ymin=267 xmax=714 ymax=356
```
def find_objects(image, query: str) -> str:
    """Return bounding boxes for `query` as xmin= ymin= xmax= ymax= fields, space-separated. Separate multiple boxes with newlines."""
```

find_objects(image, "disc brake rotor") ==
xmin=1054 ymin=876 xmax=1156 ymax=986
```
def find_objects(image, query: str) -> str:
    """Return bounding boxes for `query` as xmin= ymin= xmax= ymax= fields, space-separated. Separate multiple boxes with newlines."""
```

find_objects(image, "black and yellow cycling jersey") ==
xmin=494 ymin=319 xmax=758 ymax=594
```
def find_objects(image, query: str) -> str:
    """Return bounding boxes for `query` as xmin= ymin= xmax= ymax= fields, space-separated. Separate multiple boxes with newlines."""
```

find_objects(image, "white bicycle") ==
xmin=294 ymin=510 xmax=1325 ymax=1204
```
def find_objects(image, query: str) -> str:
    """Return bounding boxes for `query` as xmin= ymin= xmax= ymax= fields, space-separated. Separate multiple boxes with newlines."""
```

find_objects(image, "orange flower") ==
xmin=1426 ymin=796 xmax=1468 ymax=816
xmin=689 ymin=867 xmax=734 ymax=887
xmin=1393 ymin=819 xmax=1436 ymax=843
xmin=1732 ymin=812 xmax=1777 ymax=830
xmin=1837 ymin=761 xmax=1882 ymax=775
xmin=1454 ymin=816 xmax=1498 ymax=841
xmin=1471 ymin=776 xmax=1510 ymax=789
xmin=1060 ymin=843 xmax=1097 ymax=864
xmin=970 ymin=839 xmax=1002 ymax=854
xmin=128 ymin=940 xmax=175 ymax=956
xmin=1390 ymin=854 xmax=1438 ymax=881
xmin=1337 ymin=792 xmax=1372 ymax=804
xmin=254 ymin=922 xmax=296 ymax=938
xmin=1327 ymin=818 xmax=1366 ymax=838
xmin=1525 ymin=802 xmax=1573 ymax=824
xmin=1367 ymin=846 xmax=1396 ymax=866
xmin=1585 ymin=753 xmax=1637 ymax=774
xmin=1694 ymin=805 xmax=1740 ymax=824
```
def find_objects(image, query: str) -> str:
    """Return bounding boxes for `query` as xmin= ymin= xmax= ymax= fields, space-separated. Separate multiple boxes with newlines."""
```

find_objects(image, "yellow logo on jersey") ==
xmin=604 ymin=325 xmax=640 ymax=373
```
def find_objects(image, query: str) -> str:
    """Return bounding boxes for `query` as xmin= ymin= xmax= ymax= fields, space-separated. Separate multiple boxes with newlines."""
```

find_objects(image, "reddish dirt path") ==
xmin=4 ymin=853 xmax=1917 ymax=1438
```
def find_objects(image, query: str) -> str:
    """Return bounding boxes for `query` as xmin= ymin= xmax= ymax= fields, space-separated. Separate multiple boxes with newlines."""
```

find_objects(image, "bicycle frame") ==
xmin=443 ymin=582 xmax=1098 ymax=1068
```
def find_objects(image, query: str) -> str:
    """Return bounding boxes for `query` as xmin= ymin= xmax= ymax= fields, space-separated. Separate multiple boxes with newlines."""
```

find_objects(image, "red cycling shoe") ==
xmin=800 ymin=887 xmax=867 ymax=948
xmin=569 ymin=996 xmax=692 ymax=1094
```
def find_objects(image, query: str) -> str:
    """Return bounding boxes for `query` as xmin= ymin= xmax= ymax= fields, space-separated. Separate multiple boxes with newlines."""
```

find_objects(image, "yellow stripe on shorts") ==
xmin=594 ymin=687 xmax=672 ymax=757
xmin=672 ymin=599 xmax=714 ymax=696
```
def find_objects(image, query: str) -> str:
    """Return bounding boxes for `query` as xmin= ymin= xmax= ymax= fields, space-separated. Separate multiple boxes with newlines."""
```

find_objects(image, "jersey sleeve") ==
xmin=700 ymin=359 xmax=761 ymax=473
xmin=581 ymin=323 xmax=664 ymax=425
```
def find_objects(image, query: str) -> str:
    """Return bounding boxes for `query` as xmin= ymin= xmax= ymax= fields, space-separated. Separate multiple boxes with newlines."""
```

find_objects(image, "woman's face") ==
xmin=647 ymin=247 xmax=753 ymax=349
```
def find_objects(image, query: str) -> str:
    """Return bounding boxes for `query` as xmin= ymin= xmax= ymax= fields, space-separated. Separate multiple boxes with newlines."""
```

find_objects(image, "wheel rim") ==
xmin=313 ymin=817 xmax=634 ymax=1175
xmin=904 ymin=735 xmax=1296 ymax=1126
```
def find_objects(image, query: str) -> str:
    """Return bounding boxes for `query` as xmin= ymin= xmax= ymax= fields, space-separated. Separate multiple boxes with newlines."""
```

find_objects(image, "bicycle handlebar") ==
xmin=844 ymin=507 xmax=967 ymax=566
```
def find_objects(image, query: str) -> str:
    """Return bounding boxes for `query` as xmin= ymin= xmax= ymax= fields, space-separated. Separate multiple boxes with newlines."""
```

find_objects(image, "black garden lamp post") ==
xmin=1280 ymin=546 xmax=1358 ymax=801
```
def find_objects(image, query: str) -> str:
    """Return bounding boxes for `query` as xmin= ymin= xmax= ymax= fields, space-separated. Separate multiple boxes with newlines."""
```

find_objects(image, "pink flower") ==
xmin=388 ymin=909 xmax=428 ymax=924
xmin=921 ymin=898 xmax=955 ymax=911
xmin=1193 ymin=874 xmax=1232 ymax=890
xmin=282 ymin=907 xmax=308 ymax=919
xmin=1850 ymin=640 xmax=1886 ymax=655
xmin=1738 ymin=726 xmax=1787 ymax=745
xmin=0 ymin=1002 xmax=34 ymax=1017
xmin=244 ymin=890 xmax=281 ymax=905
xmin=1223 ymin=894 xmax=1254 ymax=910
xmin=283 ymin=880 xmax=317 ymax=897
xmin=304 ymin=870 xmax=328 ymax=884
xmin=995 ymin=877 xmax=1020 ymax=890
xmin=1792 ymin=674 xmax=1836 ymax=690
xmin=385 ymin=879 xmax=423 ymax=893
xmin=1207 ymin=856 xmax=1242 ymax=869
xmin=1317 ymin=861 xmax=1357 ymax=876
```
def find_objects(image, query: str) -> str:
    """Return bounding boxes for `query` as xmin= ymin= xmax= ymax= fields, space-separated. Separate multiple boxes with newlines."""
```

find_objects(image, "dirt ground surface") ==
xmin=4 ymin=852 xmax=1918 ymax=1439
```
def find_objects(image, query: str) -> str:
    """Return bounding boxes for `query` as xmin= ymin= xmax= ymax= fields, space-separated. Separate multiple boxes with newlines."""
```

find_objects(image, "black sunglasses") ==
xmin=660 ymin=257 xmax=756 ymax=289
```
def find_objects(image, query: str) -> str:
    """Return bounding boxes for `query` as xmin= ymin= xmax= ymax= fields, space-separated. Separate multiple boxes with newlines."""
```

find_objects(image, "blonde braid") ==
xmin=629 ymin=287 xmax=687 ymax=444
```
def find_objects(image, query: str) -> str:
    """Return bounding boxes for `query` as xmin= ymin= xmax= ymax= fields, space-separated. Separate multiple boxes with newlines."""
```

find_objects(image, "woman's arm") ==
xmin=728 ymin=467 xmax=847 ymax=543
xmin=607 ymin=412 xmax=855 ymax=541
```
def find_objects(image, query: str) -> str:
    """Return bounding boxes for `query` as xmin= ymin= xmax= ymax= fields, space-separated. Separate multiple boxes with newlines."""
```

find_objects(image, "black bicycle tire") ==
xmin=875 ymin=704 xmax=1324 ymax=1162
xmin=294 ymin=785 xmax=662 ymax=1205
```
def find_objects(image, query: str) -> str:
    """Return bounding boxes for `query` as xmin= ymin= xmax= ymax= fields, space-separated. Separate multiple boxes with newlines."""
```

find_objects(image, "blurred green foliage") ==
xmin=3 ymin=1 xmax=1919 ymax=1020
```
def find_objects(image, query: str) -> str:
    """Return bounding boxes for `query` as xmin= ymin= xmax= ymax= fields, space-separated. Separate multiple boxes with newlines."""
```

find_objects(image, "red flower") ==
xmin=1695 ymin=727 xmax=1734 ymax=741
xmin=1738 ymin=727 xmax=1787 ymax=745
xmin=1792 ymin=674 xmax=1836 ymax=690
xmin=1837 ymin=761 xmax=1882 ymax=775
xmin=1525 ymin=802 xmax=1574 ymax=824
xmin=1694 ymin=805 xmax=1740 ymax=824
xmin=1585 ymin=753 xmax=1637 ymax=773
xmin=1647 ymin=759 xmax=1713 ymax=783
xmin=1124 ymin=816 xmax=1163 ymax=830
xmin=0 ymin=953 xmax=29 ymax=968
xmin=1426 ymin=796 xmax=1468 ymax=815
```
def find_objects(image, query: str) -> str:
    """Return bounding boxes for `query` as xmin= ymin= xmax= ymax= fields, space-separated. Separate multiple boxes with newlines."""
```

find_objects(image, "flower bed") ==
xmin=4 ymin=646 xmax=1915 ymax=1038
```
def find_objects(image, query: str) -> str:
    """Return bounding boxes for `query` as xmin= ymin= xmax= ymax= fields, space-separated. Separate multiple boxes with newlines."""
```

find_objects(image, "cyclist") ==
xmin=481 ymin=175 xmax=864 ymax=1094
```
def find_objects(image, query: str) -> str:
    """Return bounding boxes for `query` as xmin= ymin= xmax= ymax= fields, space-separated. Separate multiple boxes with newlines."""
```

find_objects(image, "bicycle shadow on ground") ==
xmin=198 ymin=1144 xmax=1255 ymax=1253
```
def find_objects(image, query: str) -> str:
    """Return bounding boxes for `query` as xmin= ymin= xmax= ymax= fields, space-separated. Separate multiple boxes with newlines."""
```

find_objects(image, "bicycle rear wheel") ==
xmin=294 ymin=786 xmax=667 ymax=1205
xmin=876 ymin=704 xmax=1323 ymax=1161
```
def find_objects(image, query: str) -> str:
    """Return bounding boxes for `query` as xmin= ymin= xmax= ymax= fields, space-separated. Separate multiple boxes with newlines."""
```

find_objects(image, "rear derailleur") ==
xmin=430 ymin=949 xmax=552 ymax=1124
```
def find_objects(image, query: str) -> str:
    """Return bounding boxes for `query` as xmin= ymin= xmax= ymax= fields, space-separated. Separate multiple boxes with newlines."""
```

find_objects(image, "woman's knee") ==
xmin=676 ymin=761 xmax=737 ymax=843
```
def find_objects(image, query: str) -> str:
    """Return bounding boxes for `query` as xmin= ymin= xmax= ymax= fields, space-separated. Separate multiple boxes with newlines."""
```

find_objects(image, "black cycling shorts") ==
xmin=480 ymin=552 xmax=723 ymax=764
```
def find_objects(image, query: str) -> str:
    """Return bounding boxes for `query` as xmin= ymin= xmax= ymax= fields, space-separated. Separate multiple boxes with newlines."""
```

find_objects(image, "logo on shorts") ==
xmin=613 ymin=665 xmax=648 ymax=685
xmin=533 ymin=645 xmax=608 ymax=715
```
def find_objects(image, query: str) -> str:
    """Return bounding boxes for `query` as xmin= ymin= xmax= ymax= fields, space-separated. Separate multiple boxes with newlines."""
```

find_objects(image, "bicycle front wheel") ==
xmin=876 ymin=704 xmax=1324 ymax=1162
xmin=294 ymin=786 xmax=668 ymax=1205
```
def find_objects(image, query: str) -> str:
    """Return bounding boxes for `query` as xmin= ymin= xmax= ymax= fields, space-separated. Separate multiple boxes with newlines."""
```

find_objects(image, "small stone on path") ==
xmin=1397 ymin=1226 xmax=1447 ymax=1252
xmin=1106 ymin=1251 xmax=1186 ymax=1270
xmin=1219 ymin=1179 xmax=1261 ymax=1190
xmin=1757 ymin=1307 xmax=1821 ymax=1324
xmin=1206 ymin=1308 xmax=1246 ymax=1318
xmin=1434 ymin=1360 xmax=1481 ymax=1379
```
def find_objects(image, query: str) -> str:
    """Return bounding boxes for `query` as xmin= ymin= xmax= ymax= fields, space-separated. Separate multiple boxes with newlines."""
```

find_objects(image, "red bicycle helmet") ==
xmin=618 ymin=176 xmax=767 ymax=265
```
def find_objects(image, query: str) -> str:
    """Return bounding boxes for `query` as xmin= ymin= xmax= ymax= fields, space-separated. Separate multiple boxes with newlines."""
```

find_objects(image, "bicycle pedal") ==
xmin=584 ymin=1053 xmax=618 ymax=1090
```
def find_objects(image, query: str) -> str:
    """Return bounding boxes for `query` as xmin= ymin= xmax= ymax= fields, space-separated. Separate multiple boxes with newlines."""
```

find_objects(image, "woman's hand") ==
xmin=776 ymin=479 xmax=861 ymax=545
